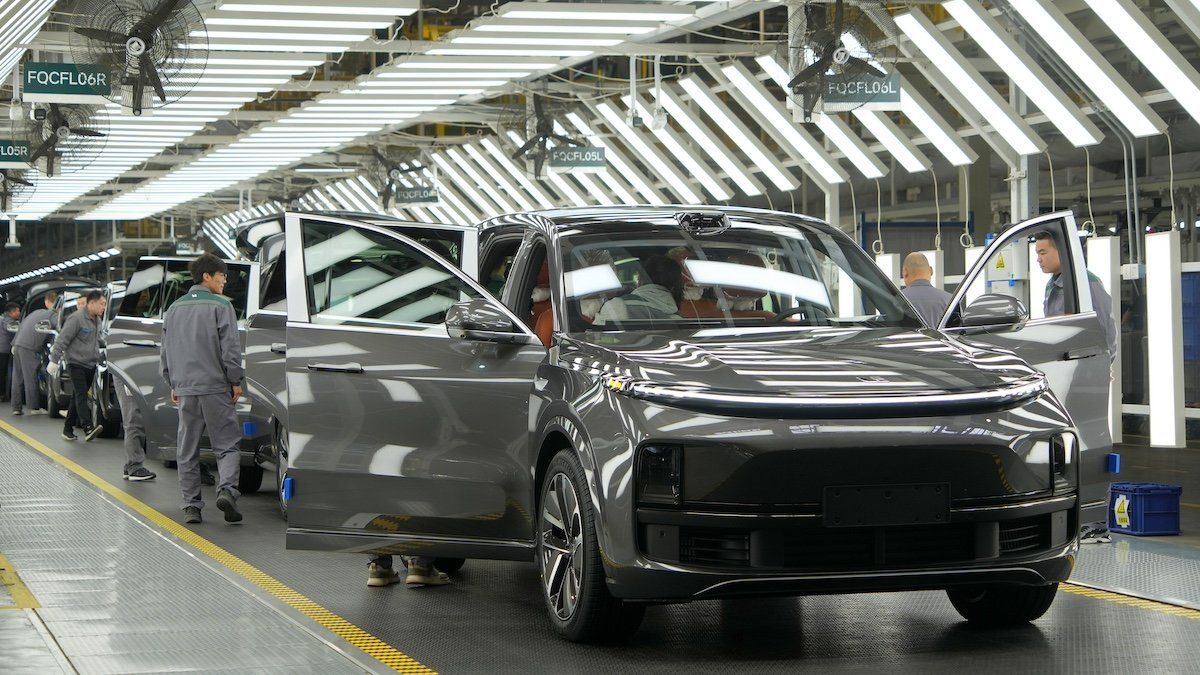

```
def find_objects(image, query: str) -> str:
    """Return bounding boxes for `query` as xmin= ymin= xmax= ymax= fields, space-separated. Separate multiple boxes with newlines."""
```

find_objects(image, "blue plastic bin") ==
xmin=1107 ymin=483 xmax=1182 ymax=536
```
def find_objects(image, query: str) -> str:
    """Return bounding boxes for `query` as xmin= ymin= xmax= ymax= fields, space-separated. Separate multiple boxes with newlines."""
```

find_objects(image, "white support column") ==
xmin=918 ymin=248 xmax=944 ymax=289
xmin=1145 ymin=230 xmax=1185 ymax=447
xmin=1087 ymin=236 xmax=1123 ymax=443
xmin=876 ymin=253 xmax=901 ymax=288
xmin=825 ymin=183 xmax=841 ymax=232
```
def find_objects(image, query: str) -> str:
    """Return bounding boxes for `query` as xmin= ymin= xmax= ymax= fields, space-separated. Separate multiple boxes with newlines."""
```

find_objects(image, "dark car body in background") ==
xmin=263 ymin=207 xmax=1109 ymax=642
xmin=104 ymin=256 xmax=265 ymax=492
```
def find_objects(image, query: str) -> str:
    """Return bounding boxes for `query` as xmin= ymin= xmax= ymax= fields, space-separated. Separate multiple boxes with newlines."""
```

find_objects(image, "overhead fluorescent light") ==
xmin=852 ymin=110 xmax=933 ymax=173
xmin=625 ymin=96 xmax=732 ymax=201
xmin=193 ymin=30 xmax=366 ymax=42
xmin=595 ymin=100 xmax=701 ymax=203
xmin=651 ymin=86 xmax=762 ymax=196
xmin=498 ymin=3 xmax=692 ymax=22
xmin=895 ymin=10 xmax=1044 ymax=156
xmin=427 ymin=47 xmax=591 ymax=57
xmin=453 ymin=34 xmax=623 ymax=47
xmin=945 ymin=0 xmax=1102 ymax=147
xmin=445 ymin=147 xmax=520 ymax=214
xmin=206 ymin=16 xmax=392 ymax=29
xmin=1084 ymin=0 xmax=1200 ymax=129
xmin=479 ymin=136 xmax=558 ymax=209
xmin=812 ymin=113 xmax=887 ymax=180
xmin=462 ymin=144 xmax=537 ymax=211
xmin=474 ymin=19 xmax=660 ymax=34
xmin=218 ymin=1 xmax=418 ymax=16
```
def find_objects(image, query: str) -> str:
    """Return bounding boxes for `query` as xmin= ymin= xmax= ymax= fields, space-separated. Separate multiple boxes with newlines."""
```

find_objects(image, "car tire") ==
xmin=238 ymin=465 xmax=265 ymax=494
xmin=274 ymin=424 xmax=289 ymax=520
xmin=434 ymin=557 xmax=466 ymax=574
xmin=538 ymin=449 xmax=645 ymax=643
xmin=946 ymin=583 xmax=1059 ymax=626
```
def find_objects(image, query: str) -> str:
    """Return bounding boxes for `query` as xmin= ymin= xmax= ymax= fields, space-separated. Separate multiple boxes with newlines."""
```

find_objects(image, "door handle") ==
xmin=307 ymin=362 xmax=363 ymax=374
xmin=124 ymin=339 xmax=160 ymax=348
xmin=1062 ymin=347 xmax=1102 ymax=361
xmin=270 ymin=343 xmax=287 ymax=354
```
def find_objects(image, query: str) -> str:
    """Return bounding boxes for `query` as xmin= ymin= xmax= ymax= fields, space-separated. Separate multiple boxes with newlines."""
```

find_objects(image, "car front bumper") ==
xmin=604 ymin=494 xmax=1079 ymax=602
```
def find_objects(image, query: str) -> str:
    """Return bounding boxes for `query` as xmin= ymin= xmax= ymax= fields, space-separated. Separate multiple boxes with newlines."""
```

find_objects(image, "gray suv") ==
xmin=274 ymin=208 xmax=1112 ymax=642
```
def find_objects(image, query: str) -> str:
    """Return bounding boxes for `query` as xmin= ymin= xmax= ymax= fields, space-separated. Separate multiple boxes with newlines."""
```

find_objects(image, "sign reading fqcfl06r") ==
xmin=550 ymin=146 xmax=606 ymax=173
xmin=394 ymin=187 xmax=439 ymax=204
xmin=23 ymin=62 xmax=111 ymax=104
xmin=0 ymin=141 xmax=31 ymax=169
xmin=823 ymin=72 xmax=901 ymax=112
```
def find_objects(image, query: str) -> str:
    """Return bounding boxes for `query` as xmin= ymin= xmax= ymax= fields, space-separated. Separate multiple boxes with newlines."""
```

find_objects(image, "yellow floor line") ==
xmin=1182 ymin=502 xmax=1200 ymax=510
xmin=0 ymin=420 xmax=434 ymax=674
xmin=1060 ymin=583 xmax=1200 ymax=620
xmin=0 ymin=552 xmax=40 ymax=609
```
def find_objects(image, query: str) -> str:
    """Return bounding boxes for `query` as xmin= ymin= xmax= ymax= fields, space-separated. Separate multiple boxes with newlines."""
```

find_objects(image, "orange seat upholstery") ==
xmin=530 ymin=300 xmax=551 ymax=326
xmin=678 ymin=297 xmax=722 ymax=319
xmin=534 ymin=308 xmax=554 ymax=347
xmin=730 ymin=309 xmax=775 ymax=320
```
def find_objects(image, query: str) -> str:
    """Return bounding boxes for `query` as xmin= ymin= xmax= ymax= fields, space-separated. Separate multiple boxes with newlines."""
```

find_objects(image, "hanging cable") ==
xmin=1045 ymin=150 xmax=1056 ymax=211
xmin=1083 ymin=147 xmax=1097 ymax=236
xmin=960 ymin=165 xmax=974 ymax=248
xmin=875 ymin=178 xmax=883 ymax=255
xmin=931 ymin=167 xmax=942 ymax=250
xmin=1167 ymin=130 xmax=1177 ymax=227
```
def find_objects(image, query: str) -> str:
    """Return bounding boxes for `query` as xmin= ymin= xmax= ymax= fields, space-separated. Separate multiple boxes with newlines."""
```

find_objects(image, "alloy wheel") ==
xmin=540 ymin=471 xmax=584 ymax=621
xmin=276 ymin=425 xmax=289 ymax=519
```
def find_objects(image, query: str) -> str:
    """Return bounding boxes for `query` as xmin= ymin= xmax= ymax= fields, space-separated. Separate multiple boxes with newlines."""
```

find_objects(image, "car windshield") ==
xmin=559 ymin=216 xmax=920 ymax=332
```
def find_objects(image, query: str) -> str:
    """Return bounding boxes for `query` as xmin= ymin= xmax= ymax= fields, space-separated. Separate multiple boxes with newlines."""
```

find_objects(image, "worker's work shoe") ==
xmin=183 ymin=507 xmax=202 ymax=524
xmin=84 ymin=425 xmax=104 ymax=442
xmin=405 ymin=563 xmax=451 ymax=588
xmin=367 ymin=563 xmax=401 ymax=587
xmin=61 ymin=428 xmax=77 ymax=441
xmin=216 ymin=490 xmax=242 ymax=523
xmin=124 ymin=467 xmax=156 ymax=482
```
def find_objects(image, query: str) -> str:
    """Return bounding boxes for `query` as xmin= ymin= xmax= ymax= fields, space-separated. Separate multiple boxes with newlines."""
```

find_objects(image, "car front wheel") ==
xmin=538 ymin=449 xmax=644 ymax=643
xmin=946 ymin=583 xmax=1058 ymax=625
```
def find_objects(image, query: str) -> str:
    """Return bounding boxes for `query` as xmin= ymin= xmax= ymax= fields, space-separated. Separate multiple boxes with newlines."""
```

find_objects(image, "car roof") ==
xmin=477 ymin=205 xmax=834 ymax=236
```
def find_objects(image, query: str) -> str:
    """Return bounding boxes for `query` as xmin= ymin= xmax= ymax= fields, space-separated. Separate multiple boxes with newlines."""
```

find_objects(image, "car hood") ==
xmin=559 ymin=327 xmax=1047 ymax=418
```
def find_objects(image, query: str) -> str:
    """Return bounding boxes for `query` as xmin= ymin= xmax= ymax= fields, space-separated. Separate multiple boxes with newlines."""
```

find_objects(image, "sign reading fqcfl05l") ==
xmin=822 ymin=71 xmax=901 ymax=112
xmin=0 ymin=141 xmax=31 ymax=169
xmin=394 ymin=186 xmax=440 ymax=205
xmin=23 ymin=62 xmax=111 ymax=104
xmin=550 ymin=146 xmax=606 ymax=173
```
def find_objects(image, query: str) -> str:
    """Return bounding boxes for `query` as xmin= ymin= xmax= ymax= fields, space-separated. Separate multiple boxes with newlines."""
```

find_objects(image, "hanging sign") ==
xmin=550 ymin=146 xmax=606 ymax=173
xmin=394 ymin=186 xmax=440 ymax=204
xmin=0 ymin=141 xmax=31 ymax=169
xmin=823 ymin=71 xmax=901 ymax=112
xmin=22 ymin=62 xmax=111 ymax=104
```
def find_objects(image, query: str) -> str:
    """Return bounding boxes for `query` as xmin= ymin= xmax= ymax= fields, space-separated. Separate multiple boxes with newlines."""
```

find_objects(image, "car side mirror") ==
xmin=35 ymin=320 xmax=55 ymax=334
xmin=446 ymin=299 xmax=539 ymax=346
xmin=961 ymin=294 xmax=1029 ymax=328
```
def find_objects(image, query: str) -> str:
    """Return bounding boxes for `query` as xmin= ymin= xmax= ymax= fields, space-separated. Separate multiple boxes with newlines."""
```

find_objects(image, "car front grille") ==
xmin=671 ymin=515 xmax=1055 ymax=571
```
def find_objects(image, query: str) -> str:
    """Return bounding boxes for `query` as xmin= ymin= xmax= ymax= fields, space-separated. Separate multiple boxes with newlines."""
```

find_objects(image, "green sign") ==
xmin=823 ymin=71 xmax=901 ymax=112
xmin=23 ymin=62 xmax=111 ymax=104
xmin=550 ymin=146 xmax=606 ymax=173
xmin=0 ymin=141 xmax=31 ymax=169
xmin=394 ymin=187 xmax=439 ymax=204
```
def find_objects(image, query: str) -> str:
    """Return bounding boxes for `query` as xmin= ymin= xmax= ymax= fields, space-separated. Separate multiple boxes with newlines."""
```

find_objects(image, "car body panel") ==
xmin=105 ymin=256 xmax=259 ymax=465
xmin=281 ymin=206 xmax=1104 ymax=602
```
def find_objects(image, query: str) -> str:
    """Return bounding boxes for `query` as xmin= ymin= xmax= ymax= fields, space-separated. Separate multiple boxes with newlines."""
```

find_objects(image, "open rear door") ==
xmin=939 ymin=211 xmax=1113 ymax=526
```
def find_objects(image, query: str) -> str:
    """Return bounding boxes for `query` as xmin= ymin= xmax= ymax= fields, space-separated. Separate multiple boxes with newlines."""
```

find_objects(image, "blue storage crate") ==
xmin=1108 ymin=482 xmax=1182 ymax=536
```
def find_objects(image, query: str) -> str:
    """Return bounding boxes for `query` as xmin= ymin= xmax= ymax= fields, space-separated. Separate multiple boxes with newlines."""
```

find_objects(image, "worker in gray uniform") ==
xmin=1034 ymin=230 xmax=1117 ymax=544
xmin=1 ymin=302 xmax=20 ymax=403
xmin=113 ymin=380 xmax=156 ymax=482
xmin=48 ymin=290 xmax=107 ymax=442
xmin=159 ymin=254 xmax=244 ymax=525
xmin=10 ymin=292 xmax=56 ymax=416
xmin=900 ymin=252 xmax=954 ymax=328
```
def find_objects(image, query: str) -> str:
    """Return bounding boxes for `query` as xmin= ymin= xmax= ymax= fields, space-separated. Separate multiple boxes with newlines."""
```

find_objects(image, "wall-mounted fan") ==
xmin=68 ymin=0 xmax=208 ymax=116
xmin=783 ymin=0 xmax=888 ymax=121
xmin=26 ymin=103 xmax=107 ymax=176
xmin=0 ymin=168 xmax=36 ymax=214
xmin=367 ymin=148 xmax=426 ymax=209
xmin=499 ymin=94 xmax=582 ymax=179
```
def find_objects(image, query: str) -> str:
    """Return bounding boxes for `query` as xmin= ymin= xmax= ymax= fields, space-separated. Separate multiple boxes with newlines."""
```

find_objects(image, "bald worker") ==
xmin=901 ymin=252 xmax=954 ymax=328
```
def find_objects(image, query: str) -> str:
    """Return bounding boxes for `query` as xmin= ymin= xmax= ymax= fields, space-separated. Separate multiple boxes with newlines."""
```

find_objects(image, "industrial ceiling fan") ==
xmin=367 ymin=148 xmax=426 ymax=210
xmin=501 ymin=94 xmax=583 ymax=179
xmin=0 ymin=168 xmax=36 ymax=214
xmin=25 ymin=103 xmax=107 ymax=176
xmin=783 ymin=0 xmax=889 ymax=120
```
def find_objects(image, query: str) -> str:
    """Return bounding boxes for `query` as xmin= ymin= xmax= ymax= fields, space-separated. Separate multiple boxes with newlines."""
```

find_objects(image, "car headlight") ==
xmin=637 ymin=444 xmax=681 ymax=506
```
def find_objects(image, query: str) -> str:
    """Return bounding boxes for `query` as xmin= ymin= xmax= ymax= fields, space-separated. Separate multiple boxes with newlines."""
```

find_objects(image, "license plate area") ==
xmin=823 ymin=483 xmax=950 ymax=528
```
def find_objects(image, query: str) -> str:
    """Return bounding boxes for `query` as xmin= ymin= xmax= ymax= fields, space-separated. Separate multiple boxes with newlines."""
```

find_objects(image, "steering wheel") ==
xmin=767 ymin=303 xmax=832 ymax=325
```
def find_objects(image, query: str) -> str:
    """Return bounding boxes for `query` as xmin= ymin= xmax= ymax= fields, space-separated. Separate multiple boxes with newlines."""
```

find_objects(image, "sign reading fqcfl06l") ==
xmin=0 ymin=141 xmax=31 ymax=169
xmin=822 ymin=71 xmax=901 ymax=112
xmin=23 ymin=62 xmax=111 ymax=104
xmin=394 ymin=186 xmax=440 ymax=205
xmin=550 ymin=146 xmax=606 ymax=173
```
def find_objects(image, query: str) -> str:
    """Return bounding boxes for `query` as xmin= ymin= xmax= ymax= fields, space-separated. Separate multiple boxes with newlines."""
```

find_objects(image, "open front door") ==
xmin=939 ymin=211 xmax=1113 ymax=526
xmin=281 ymin=213 xmax=546 ymax=559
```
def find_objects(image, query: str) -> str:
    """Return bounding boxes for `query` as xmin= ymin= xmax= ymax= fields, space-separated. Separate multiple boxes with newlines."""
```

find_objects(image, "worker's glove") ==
xmin=47 ymin=361 xmax=60 ymax=378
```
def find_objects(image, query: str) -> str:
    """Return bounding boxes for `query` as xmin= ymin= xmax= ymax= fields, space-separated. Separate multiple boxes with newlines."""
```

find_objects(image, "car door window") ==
xmin=945 ymin=218 xmax=1079 ymax=329
xmin=119 ymin=260 xmax=167 ymax=319
xmin=301 ymin=218 xmax=482 ymax=328
xmin=478 ymin=237 xmax=523 ymax=298
xmin=260 ymin=237 xmax=288 ymax=312
xmin=159 ymin=260 xmax=253 ymax=321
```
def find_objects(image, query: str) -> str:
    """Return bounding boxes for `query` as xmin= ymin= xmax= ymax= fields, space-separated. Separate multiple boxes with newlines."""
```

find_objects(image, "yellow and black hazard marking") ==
xmin=0 ymin=420 xmax=435 ymax=674
xmin=1061 ymin=583 xmax=1200 ymax=621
